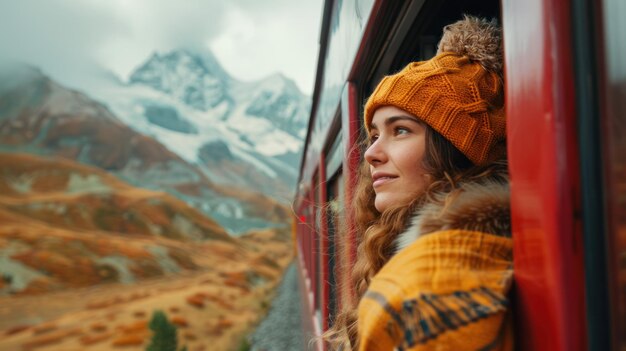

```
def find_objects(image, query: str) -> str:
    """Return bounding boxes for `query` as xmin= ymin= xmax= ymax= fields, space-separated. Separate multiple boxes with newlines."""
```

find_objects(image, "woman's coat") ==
xmin=358 ymin=180 xmax=513 ymax=351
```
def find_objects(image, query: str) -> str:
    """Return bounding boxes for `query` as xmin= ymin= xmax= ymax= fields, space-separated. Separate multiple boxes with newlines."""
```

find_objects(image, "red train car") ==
xmin=293 ymin=0 xmax=626 ymax=350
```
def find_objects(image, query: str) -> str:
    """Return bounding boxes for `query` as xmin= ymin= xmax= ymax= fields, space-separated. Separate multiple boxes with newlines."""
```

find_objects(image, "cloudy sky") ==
xmin=0 ymin=0 xmax=324 ymax=94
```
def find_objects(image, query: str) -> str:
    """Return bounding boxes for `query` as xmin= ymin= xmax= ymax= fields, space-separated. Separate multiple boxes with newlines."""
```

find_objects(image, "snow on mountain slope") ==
xmin=129 ymin=49 xmax=232 ymax=111
xmin=81 ymin=48 xmax=309 ymax=200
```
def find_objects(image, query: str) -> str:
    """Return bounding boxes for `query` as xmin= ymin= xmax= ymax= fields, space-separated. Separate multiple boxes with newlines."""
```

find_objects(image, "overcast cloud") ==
xmin=0 ymin=0 xmax=324 ymax=94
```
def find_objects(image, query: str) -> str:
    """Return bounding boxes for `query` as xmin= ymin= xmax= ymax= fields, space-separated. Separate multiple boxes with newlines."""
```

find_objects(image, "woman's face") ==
xmin=364 ymin=106 xmax=430 ymax=212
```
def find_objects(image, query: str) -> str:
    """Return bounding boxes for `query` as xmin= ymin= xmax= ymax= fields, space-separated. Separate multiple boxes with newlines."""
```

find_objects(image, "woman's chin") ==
xmin=375 ymin=192 xmax=421 ymax=212
xmin=374 ymin=195 xmax=393 ymax=213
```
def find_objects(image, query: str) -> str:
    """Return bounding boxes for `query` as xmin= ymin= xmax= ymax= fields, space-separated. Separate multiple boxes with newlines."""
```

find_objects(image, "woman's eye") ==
xmin=394 ymin=127 xmax=410 ymax=135
xmin=369 ymin=134 xmax=379 ymax=143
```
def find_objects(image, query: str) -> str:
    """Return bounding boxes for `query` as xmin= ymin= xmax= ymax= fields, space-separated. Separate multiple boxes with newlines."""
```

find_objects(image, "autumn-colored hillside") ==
xmin=0 ymin=153 xmax=229 ymax=241
xmin=0 ymin=226 xmax=294 ymax=351
xmin=0 ymin=152 xmax=296 ymax=350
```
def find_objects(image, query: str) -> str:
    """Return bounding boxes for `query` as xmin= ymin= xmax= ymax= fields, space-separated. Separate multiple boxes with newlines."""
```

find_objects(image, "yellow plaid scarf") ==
xmin=358 ymin=230 xmax=513 ymax=351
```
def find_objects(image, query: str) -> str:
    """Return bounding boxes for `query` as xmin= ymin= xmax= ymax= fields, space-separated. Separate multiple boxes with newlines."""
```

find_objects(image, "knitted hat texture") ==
xmin=364 ymin=16 xmax=505 ymax=165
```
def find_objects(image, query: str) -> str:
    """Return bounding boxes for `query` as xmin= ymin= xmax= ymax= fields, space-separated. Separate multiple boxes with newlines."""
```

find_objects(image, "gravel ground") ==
xmin=250 ymin=261 xmax=305 ymax=351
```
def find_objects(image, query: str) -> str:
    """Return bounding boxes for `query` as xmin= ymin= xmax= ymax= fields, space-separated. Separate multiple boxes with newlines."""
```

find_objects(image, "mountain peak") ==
xmin=0 ymin=62 xmax=45 ymax=92
xmin=129 ymin=47 xmax=232 ymax=111
xmin=166 ymin=47 xmax=231 ymax=82
xmin=130 ymin=48 xmax=231 ymax=82
xmin=257 ymin=72 xmax=302 ymax=96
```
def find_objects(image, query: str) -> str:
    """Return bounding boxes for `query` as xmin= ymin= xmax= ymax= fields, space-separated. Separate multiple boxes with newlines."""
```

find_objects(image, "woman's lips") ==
xmin=372 ymin=176 xmax=397 ymax=188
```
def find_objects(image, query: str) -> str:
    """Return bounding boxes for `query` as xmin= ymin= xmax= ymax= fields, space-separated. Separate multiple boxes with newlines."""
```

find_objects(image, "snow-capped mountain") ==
xmin=28 ymin=47 xmax=311 ymax=233
xmin=0 ymin=64 xmax=294 ymax=235
xmin=84 ymin=48 xmax=310 ymax=202
xmin=238 ymin=72 xmax=310 ymax=137
xmin=128 ymin=49 xmax=309 ymax=136
xmin=0 ymin=49 xmax=310 ymax=233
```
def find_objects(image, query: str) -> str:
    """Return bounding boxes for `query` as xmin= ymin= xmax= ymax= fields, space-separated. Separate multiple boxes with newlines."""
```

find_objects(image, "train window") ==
xmin=305 ymin=201 xmax=314 ymax=282
xmin=326 ymin=172 xmax=344 ymax=326
xmin=312 ymin=172 xmax=323 ymax=331
xmin=600 ymin=0 xmax=626 ymax=346
xmin=326 ymin=131 xmax=344 ymax=179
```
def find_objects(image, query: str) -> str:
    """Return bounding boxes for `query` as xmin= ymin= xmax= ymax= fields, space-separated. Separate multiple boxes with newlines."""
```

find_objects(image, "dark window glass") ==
xmin=326 ymin=172 xmax=344 ymax=326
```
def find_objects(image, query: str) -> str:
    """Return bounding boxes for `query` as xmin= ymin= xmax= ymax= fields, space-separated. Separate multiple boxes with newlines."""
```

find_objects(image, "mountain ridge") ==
xmin=0 ymin=65 xmax=292 ymax=234
xmin=85 ymin=47 xmax=309 ymax=204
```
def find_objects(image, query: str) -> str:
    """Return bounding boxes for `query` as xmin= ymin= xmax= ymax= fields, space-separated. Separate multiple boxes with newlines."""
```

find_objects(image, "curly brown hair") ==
xmin=322 ymin=123 xmax=508 ymax=350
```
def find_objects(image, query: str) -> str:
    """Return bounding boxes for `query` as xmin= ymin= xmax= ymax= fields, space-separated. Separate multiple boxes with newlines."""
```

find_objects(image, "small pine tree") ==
xmin=237 ymin=338 xmax=251 ymax=351
xmin=146 ymin=310 xmax=178 ymax=351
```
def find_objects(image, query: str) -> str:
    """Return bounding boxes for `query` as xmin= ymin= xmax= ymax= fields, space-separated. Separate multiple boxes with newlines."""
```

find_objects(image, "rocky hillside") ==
xmin=0 ymin=152 xmax=233 ymax=294
xmin=0 ymin=66 xmax=290 ymax=234
xmin=0 ymin=161 xmax=294 ymax=348
xmin=0 ymin=152 xmax=295 ymax=350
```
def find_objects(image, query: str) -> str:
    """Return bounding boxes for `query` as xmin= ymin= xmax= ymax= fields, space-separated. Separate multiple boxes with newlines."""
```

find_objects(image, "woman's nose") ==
xmin=364 ymin=139 xmax=387 ymax=165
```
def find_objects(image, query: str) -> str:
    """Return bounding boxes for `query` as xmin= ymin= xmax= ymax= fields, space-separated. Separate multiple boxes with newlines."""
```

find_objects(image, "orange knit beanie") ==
xmin=364 ymin=16 xmax=505 ymax=165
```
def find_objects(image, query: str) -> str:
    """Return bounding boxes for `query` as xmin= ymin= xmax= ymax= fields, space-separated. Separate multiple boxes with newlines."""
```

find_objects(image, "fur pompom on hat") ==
xmin=364 ymin=15 xmax=505 ymax=165
xmin=437 ymin=15 xmax=502 ymax=74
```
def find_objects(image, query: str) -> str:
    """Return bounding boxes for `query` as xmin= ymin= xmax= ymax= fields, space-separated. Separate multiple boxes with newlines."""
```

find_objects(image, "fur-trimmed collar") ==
xmin=395 ymin=180 xmax=511 ymax=253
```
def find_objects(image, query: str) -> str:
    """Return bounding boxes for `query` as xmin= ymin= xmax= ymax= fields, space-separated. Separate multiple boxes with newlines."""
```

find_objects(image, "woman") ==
xmin=325 ymin=16 xmax=513 ymax=350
